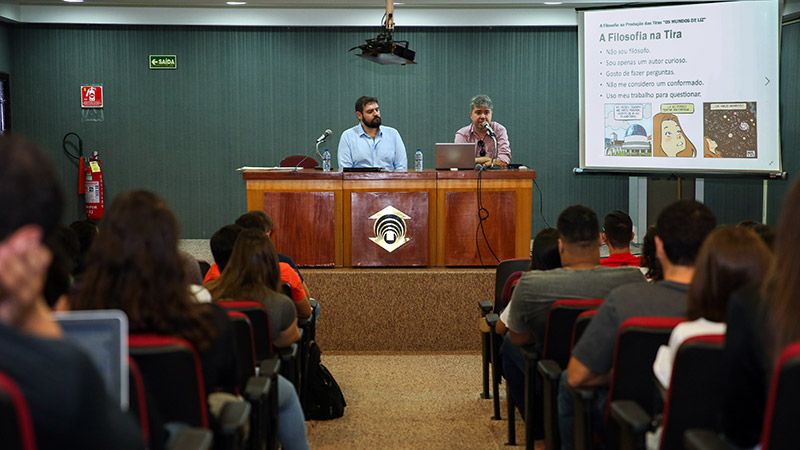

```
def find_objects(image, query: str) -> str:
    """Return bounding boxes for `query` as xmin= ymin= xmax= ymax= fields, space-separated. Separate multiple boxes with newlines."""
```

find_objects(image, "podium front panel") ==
xmin=263 ymin=191 xmax=336 ymax=266
xmin=442 ymin=190 xmax=516 ymax=266
xmin=349 ymin=191 xmax=430 ymax=267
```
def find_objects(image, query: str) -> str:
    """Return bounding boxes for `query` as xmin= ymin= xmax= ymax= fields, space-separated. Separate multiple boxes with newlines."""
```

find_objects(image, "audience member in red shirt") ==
xmin=600 ymin=210 xmax=641 ymax=267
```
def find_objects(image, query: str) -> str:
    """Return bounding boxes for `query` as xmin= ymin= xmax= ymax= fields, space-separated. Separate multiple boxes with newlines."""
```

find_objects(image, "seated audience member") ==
xmin=203 ymin=224 xmax=244 ymax=284
xmin=0 ymin=135 xmax=143 ymax=449
xmin=43 ymin=227 xmax=79 ymax=312
xmin=722 ymin=179 xmax=800 ymax=449
xmin=652 ymin=226 xmax=771 ymax=389
xmin=238 ymin=210 xmax=308 ymax=288
xmin=234 ymin=212 xmax=311 ymax=318
xmin=502 ymin=206 xmax=645 ymax=430
xmin=68 ymin=219 xmax=99 ymax=275
xmin=496 ymin=227 xmax=561 ymax=335
xmin=561 ymin=200 xmax=717 ymax=450
xmin=737 ymin=219 xmax=776 ymax=250
xmin=73 ymin=190 xmax=240 ymax=433
xmin=640 ymin=226 xmax=663 ymax=281
xmin=600 ymin=210 xmax=640 ymax=267
xmin=205 ymin=229 xmax=310 ymax=450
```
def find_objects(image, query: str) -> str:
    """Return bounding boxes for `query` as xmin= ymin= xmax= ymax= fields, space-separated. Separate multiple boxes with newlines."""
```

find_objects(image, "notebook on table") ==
xmin=54 ymin=309 xmax=129 ymax=410
xmin=435 ymin=143 xmax=478 ymax=170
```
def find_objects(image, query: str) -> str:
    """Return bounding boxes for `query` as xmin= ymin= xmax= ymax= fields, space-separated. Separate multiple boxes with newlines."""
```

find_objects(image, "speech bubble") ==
xmin=614 ymin=104 xmax=643 ymax=120
xmin=660 ymin=103 xmax=695 ymax=113
xmin=710 ymin=103 xmax=747 ymax=110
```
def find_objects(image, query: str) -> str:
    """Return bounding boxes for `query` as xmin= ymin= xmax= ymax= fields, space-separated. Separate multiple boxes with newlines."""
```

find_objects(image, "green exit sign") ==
xmin=149 ymin=55 xmax=177 ymax=69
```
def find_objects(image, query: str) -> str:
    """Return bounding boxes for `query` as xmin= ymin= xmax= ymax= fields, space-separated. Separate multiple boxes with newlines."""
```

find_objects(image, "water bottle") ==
xmin=414 ymin=148 xmax=423 ymax=171
xmin=322 ymin=148 xmax=331 ymax=172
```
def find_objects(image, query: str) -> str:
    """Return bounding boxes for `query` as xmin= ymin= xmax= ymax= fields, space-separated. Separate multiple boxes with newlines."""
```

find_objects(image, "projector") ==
xmin=350 ymin=31 xmax=416 ymax=65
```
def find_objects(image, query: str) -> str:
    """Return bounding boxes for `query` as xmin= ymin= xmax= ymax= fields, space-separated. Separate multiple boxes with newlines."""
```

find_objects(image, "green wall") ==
xmin=7 ymin=22 xmax=799 ymax=237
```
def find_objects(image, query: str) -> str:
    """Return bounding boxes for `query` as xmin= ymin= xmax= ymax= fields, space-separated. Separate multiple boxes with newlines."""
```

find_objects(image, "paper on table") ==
xmin=236 ymin=166 xmax=300 ymax=171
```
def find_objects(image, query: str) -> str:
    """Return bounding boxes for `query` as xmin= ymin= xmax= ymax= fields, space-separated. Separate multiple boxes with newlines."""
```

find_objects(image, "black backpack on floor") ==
xmin=304 ymin=341 xmax=346 ymax=420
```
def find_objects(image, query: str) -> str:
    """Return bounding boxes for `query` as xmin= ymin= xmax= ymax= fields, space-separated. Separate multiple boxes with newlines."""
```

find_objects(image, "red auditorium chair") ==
xmin=128 ymin=334 xmax=250 ymax=450
xmin=510 ymin=299 xmax=604 ymax=448
xmin=0 ymin=371 xmax=37 ymax=450
xmin=568 ymin=317 xmax=684 ymax=450
xmin=279 ymin=155 xmax=318 ymax=168
xmin=611 ymin=334 xmax=725 ymax=450
xmin=685 ymin=341 xmax=800 ymax=450
xmin=479 ymin=258 xmax=531 ymax=401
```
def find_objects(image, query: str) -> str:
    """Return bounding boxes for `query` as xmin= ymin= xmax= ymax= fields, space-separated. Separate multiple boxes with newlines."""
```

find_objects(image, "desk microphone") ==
xmin=316 ymin=129 xmax=333 ymax=144
xmin=482 ymin=121 xmax=497 ymax=137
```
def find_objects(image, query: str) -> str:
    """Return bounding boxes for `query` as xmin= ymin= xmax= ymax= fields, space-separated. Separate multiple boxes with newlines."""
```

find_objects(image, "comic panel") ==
xmin=702 ymin=102 xmax=757 ymax=158
xmin=604 ymin=103 xmax=653 ymax=157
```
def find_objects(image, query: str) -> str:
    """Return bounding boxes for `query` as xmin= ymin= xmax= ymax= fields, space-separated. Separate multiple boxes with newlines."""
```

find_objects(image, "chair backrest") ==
xmin=280 ymin=155 xmax=318 ymax=168
xmin=127 ymin=357 xmax=151 ymax=445
xmin=572 ymin=309 xmax=599 ymax=350
xmin=496 ymin=271 xmax=524 ymax=314
xmin=128 ymin=334 xmax=209 ymax=429
xmin=197 ymin=260 xmax=211 ymax=279
xmin=281 ymin=282 xmax=292 ymax=300
xmin=542 ymin=299 xmax=604 ymax=369
xmin=493 ymin=258 xmax=530 ymax=308
xmin=607 ymin=317 xmax=684 ymax=418
xmin=0 ymin=371 xmax=37 ymax=450
xmin=226 ymin=311 xmax=257 ymax=391
xmin=217 ymin=300 xmax=274 ymax=362
xmin=762 ymin=341 xmax=800 ymax=450
xmin=659 ymin=334 xmax=725 ymax=450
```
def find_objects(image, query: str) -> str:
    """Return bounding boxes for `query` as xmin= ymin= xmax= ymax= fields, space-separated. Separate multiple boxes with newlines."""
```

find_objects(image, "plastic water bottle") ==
xmin=322 ymin=148 xmax=331 ymax=172
xmin=414 ymin=148 xmax=423 ymax=171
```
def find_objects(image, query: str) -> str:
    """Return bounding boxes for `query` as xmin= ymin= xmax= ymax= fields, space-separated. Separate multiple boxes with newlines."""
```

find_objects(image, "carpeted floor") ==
xmin=306 ymin=352 xmax=526 ymax=449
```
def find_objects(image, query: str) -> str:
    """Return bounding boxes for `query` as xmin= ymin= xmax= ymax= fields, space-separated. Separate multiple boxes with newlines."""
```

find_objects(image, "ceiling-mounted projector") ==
xmin=350 ymin=0 xmax=416 ymax=65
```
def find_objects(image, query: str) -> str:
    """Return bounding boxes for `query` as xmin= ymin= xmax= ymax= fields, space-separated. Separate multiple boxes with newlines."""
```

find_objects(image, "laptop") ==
xmin=54 ymin=309 xmax=129 ymax=410
xmin=435 ymin=143 xmax=478 ymax=170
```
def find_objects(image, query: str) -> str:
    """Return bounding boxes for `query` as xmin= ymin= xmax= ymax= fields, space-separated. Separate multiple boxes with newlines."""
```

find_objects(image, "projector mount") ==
xmin=350 ymin=0 xmax=416 ymax=65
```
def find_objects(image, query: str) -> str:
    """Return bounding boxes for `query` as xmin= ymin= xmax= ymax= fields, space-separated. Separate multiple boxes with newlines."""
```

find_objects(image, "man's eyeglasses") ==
xmin=477 ymin=140 xmax=486 ymax=157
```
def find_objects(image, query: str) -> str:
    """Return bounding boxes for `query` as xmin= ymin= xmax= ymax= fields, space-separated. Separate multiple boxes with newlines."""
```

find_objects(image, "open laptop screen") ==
xmin=54 ymin=309 xmax=129 ymax=410
xmin=435 ymin=143 xmax=477 ymax=170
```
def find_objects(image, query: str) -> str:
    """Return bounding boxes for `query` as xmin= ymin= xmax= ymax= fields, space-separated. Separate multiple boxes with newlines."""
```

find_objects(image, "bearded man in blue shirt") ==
xmin=337 ymin=96 xmax=408 ymax=171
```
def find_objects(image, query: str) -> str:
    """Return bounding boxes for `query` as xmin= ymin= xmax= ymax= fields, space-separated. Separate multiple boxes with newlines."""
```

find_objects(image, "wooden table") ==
xmin=242 ymin=169 xmax=536 ymax=267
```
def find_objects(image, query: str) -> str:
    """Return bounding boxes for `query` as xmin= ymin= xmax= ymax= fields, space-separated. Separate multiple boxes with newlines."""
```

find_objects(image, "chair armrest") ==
xmin=244 ymin=376 xmax=271 ymax=402
xmin=276 ymin=343 xmax=299 ymax=360
xmin=485 ymin=313 xmax=499 ymax=331
xmin=168 ymin=428 xmax=213 ymax=450
xmin=520 ymin=344 xmax=541 ymax=362
xmin=538 ymin=359 xmax=563 ymax=381
xmin=684 ymin=429 xmax=731 ymax=450
xmin=610 ymin=400 xmax=652 ymax=450
xmin=257 ymin=356 xmax=280 ymax=378
xmin=217 ymin=400 xmax=251 ymax=450
xmin=479 ymin=300 xmax=493 ymax=316
xmin=309 ymin=298 xmax=318 ymax=309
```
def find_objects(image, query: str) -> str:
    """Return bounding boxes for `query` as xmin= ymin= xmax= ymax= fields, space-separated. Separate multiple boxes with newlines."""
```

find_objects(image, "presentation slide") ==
xmin=579 ymin=0 xmax=781 ymax=175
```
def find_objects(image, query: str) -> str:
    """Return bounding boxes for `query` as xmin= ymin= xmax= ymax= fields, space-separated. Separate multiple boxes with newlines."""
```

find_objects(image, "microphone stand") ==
xmin=484 ymin=132 xmax=502 ymax=170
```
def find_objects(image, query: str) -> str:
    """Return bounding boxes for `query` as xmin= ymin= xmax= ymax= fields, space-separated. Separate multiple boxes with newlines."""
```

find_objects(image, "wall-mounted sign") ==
xmin=149 ymin=55 xmax=177 ymax=69
xmin=81 ymin=85 xmax=103 ymax=108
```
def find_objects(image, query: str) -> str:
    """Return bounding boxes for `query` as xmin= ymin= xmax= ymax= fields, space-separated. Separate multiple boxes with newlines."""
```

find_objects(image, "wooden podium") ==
xmin=242 ymin=169 xmax=536 ymax=267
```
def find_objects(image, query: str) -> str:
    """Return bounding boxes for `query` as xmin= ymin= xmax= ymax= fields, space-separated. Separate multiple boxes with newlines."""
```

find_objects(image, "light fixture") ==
xmin=63 ymin=0 xmax=84 ymax=3
xmin=226 ymin=1 xmax=247 ymax=4
xmin=543 ymin=2 xmax=563 ymax=4
xmin=350 ymin=0 xmax=416 ymax=65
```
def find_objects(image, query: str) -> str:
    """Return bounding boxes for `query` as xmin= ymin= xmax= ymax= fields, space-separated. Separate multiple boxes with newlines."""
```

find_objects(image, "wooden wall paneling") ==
xmin=442 ymin=190 xmax=516 ymax=266
xmin=262 ymin=191 xmax=336 ymax=266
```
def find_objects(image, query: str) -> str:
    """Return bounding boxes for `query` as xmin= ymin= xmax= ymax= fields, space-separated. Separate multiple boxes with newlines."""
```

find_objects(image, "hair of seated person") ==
xmin=737 ymin=220 xmax=776 ymax=250
xmin=235 ymin=211 xmax=266 ymax=232
xmin=43 ymin=234 xmax=74 ymax=309
xmin=687 ymin=226 xmax=771 ymax=322
xmin=641 ymin=226 xmax=663 ymax=281
xmin=530 ymin=227 xmax=561 ymax=271
xmin=248 ymin=210 xmax=274 ymax=234
xmin=210 ymin=224 xmax=243 ymax=272
xmin=74 ymin=189 xmax=217 ymax=352
xmin=603 ymin=210 xmax=634 ymax=249
xmin=0 ymin=135 xmax=63 ymax=242
xmin=763 ymin=177 xmax=800 ymax=363
xmin=206 ymin=229 xmax=283 ymax=301
xmin=180 ymin=250 xmax=203 ymax=286
xmin=69 ymin=219 xmax=99 ymax=275
xmin=557 ymin=205 xmax=599 ymax=249
xmin=655 ymin=200 xmax=716 ymax=267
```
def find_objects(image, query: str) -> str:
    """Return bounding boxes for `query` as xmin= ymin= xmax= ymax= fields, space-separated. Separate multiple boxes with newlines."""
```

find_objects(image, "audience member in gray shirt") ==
xmin=559 ymin=200 xmax=717 ymax=450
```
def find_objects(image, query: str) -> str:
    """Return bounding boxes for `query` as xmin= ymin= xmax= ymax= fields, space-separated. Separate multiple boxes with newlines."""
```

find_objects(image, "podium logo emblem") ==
xmin=369 ymin=206 xmax=410 ymax=252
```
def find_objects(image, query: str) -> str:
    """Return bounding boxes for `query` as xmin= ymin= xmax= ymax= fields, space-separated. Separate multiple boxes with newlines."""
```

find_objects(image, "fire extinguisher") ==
xmin=63 ymin=133 xmax=105 ymax=220
xmin=84 ymin=151 xmax=104 ymax=220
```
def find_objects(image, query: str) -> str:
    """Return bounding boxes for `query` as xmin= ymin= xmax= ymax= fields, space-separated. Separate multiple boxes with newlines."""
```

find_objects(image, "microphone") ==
xmin=482 ymin=121 xmax=497 ymax=137
xmin=316 ymin=129 xmax=333 ymax=144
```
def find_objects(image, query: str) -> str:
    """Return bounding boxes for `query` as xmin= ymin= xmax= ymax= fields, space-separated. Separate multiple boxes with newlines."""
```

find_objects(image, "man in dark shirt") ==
xmin=559 ymin=200 xmax=717 ymax=450
xmin=0 ymin=136 xmax=143 ymax=449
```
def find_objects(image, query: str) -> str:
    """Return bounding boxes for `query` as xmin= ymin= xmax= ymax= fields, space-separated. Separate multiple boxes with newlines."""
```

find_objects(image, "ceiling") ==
xmin=15 ymin=0 xmax=633 ymax=7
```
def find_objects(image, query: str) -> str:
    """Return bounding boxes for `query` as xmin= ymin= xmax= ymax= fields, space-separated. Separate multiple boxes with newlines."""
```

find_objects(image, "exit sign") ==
xmin=149 ymin=55 xmax=177 ymax=69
